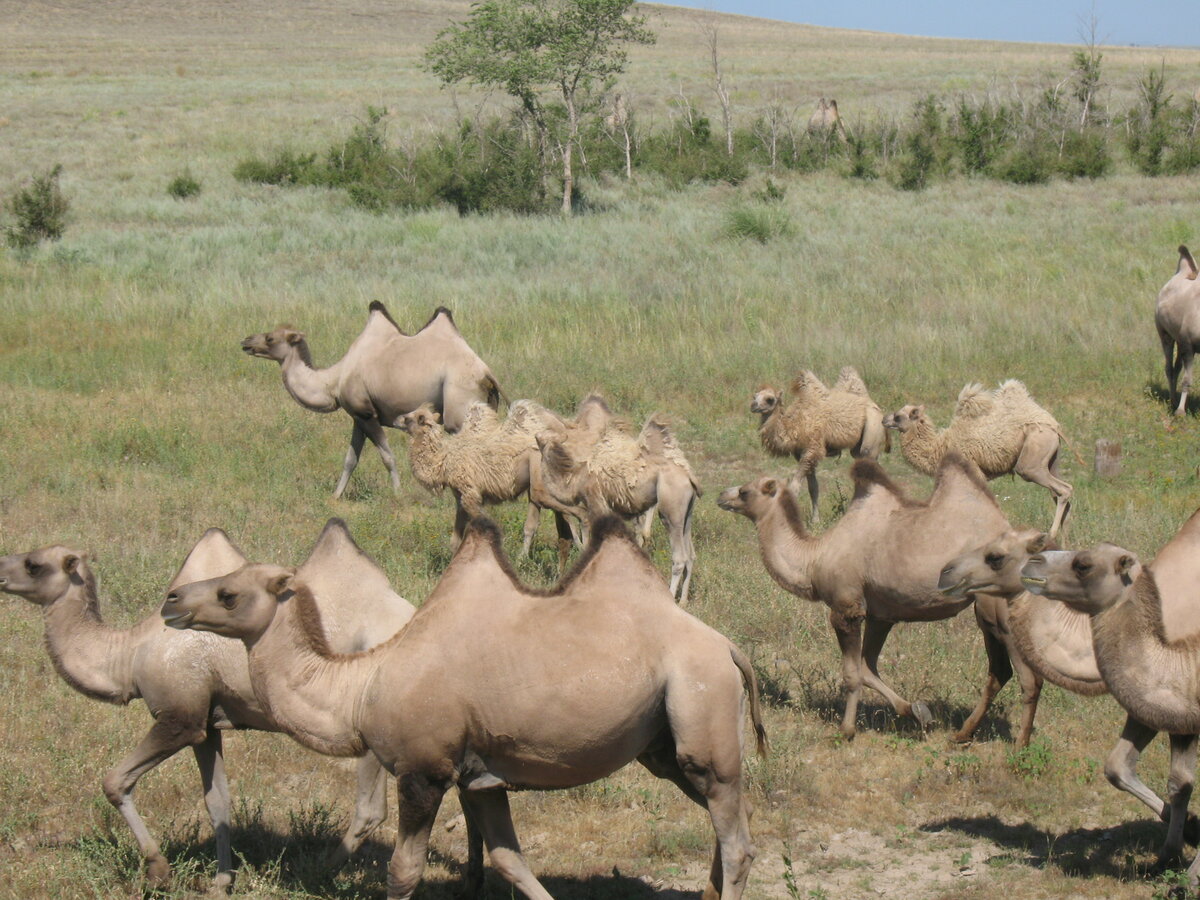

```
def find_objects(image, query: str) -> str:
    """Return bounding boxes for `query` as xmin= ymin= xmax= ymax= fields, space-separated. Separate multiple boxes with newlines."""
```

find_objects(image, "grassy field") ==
xmin=3 ymin=1 xmax=1200 ymax=898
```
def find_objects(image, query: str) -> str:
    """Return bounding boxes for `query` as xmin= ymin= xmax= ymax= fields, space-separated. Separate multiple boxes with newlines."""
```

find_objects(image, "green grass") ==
xmin=2 ymin=2 xmax=1200 ymax=899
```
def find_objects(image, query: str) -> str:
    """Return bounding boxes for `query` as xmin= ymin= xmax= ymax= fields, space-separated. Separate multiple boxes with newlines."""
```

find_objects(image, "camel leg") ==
xmin=660 ymin=481 xmax=697 ymax=606
xmin=1176 ymin=345 xmax=1196 ymax=417
xmin=333 ymin=421 xmax=368 ymax=499
xmin=102 ymin=716 xmax=207 ymax=887
xmin=832 ymin=612 xmax=865 ymax=739
xmin=635 ymin=503 xmax=657 ymax=547
xmin=451 ymin=494 xmax=468 ymax=553
xmin=860 ymin=617 xmax=932 ymax=730
xmin=1105 ymin=716 xmax=1200 ymax=847
xmin=1162 ymin=733 xmax=1198 ymax=871
xmin=191 ymin=726 xmax=234 ymax=891
xmin=795 ymin=447 xmax=823 ymax=523
xmin=359 ymin=418 xmax=402 ymax=494
xmin=329 ymin=753 xmax=389 ymax=868
xmin=461 ymin=796 xmax=485 ymax=900
xmin=1160 ymin=328 xmax=1180 ymax=412
xmin=1012 ymin=432 xmax=1073 ymax=539
xmin=520 ymin=502 xmax=541 ymax=557
xmin=552 ymin=511 xmax=575 ymax=571
xmin=458 ymin=791 xmax=554 ymax=900
xmin=387 ymin=774 xmax=446 ymax=900
xmin=953 ymin=612 xmax=1012 ymax=745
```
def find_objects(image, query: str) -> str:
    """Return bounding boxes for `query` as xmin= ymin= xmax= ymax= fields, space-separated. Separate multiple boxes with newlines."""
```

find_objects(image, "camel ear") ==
xmin=762 ymin=478 xmax=778 ymax=497
xmin=62 ymin=554 xmax=80 ymax=575
xmin=285 ymin=331 xmax=305 ymax=345
xmin=1027 ymin=534 xmax=1049 ymax=554
xmin=266 ymin=570 xmax=295 ymax=597
xmin=915 ymin=404 xmax=925 ymax=416
xmin=1180 ymin=245 xmax=1198 ymax=280
xmin=1115 ymin=554 xmax=1137 ymax=576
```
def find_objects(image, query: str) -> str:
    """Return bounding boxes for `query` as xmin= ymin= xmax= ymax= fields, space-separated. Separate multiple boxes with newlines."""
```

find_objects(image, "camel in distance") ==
xmin=242 ymin=303 xmax=504 ymax=498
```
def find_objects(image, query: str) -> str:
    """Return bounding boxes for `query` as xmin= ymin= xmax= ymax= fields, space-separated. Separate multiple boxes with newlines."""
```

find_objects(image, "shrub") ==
xmin=5 ymin=165 xmax=69 ymax=249
xmin=1057 ymin=129 xmax=1110 ymax=179
xmin=167 ymin=171 xmax=202 ymax=199
xmin=233 ymin=149 xmax=319 ymax=185
xmin=992 ymin=142 xmax=1052 ymax=185
xmin=723 ymin=204 xmax=792 ymax=243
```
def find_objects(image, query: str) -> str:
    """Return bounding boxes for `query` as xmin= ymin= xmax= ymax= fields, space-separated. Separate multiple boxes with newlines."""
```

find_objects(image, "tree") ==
xmin=1072 ymin=7 xmax=1104 ymax=127
xmin=425 ymin=0 xmax=655 ymax=214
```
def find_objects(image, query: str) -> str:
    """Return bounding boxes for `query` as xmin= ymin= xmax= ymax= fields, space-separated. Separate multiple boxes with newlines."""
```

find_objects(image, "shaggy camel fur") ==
xmin=752 ymin=367 xmax=888 ymax=522
xmin=942 ymin=531 xmax=1200 ymax=843
xmin=1022 ymin=509 xmax=1200 ymax=879
xmin=535 ymin=394 xmax=700 ymax=604
xmin=242 ymin=303 xmax=503 ymax=498
xmin=1156 ymin=244 xmax=1200 ymax=415
xmin=398 ymin=400 xmax=576 ymax=561
xmin=163 ymin=516 xmax=766 ymax=900
xmin=883 ymin=380 xmax=1073 ymax=537
xmin=806 ymin=98 xmax=847 ymax=140
xmin=719 ymin=453 xmax=1009 ymax=739
xmin=0 ymin=522 xmax=413 ymax=890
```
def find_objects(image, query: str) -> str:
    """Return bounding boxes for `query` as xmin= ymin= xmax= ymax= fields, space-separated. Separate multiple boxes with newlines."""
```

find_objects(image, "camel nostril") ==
xmin=165 ymin=592 xmax=179 ymax=603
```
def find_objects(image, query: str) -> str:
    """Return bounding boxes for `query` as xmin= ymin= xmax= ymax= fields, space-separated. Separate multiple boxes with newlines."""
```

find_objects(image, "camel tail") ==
xmin=730 ymin=645 xmax=769 ymax=758
xmin=483 ymin=374 xmax=508 ymax=410
xmin=1057 ymin=428 xmax=1087 ymax=469
xmin=883 ymin=427 xmax=892 ymax=454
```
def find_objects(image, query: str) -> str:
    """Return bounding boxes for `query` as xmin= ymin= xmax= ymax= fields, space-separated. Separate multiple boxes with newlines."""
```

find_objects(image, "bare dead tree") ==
xmin=603 ymin=91 xmax=634 ymax=178
xmin=701 ymin=19 xmax=734 ymax=155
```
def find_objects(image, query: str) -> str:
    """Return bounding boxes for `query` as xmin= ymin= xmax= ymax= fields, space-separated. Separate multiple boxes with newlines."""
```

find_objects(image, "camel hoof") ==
xmin=910 ymin=701 xmax=934 ymax=730
xmin=949 ymin=730 xmax=973 ymax=745
xmin=1184 ymin=813 xmax=1200 ymax=847
xmin=146 ymin=856 xmax=172 ymax=888
xmin=209 ymin=872 xmax=235 ymax=895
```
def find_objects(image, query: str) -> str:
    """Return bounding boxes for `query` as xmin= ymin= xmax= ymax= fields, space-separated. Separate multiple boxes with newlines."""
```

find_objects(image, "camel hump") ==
xmin=639 ymin=415 xmax=700 ymax=491
xmin=461 ymin=401 xmax=500 ymax=433
xmin=417 ymin=306 xmax=458 ymax=332
xmin=169 ymin=528 xmax=249 ymax=591
xmin=367 ymin=300 xmax=404 ymax=332
xmin=790 ymin=370 xmax=829 ymax=401
xmin=849 ymin=458 xmax=908 ymax=502
xmin=833 ymin=366 xmax=869 ymax=396
xmin=575 ymin=393 xmax=614 ymax=431
xmin=954 ymin=382 xmax=994 ymax=419
xmin=1179 ymin=245 xmax=1198 ymax=280
xmin=931 ymin=451 xmax=997 ymax=504
xmin=298 ymin=518 xmax=400 ymax=606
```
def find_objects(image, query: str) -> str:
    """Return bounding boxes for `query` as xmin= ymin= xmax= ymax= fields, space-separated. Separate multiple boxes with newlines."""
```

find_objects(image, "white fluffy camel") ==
xmin=719 ymin=453 xmax=1010 ymax=739
xmin=752 ymin=367 xmax=888 ymax=522
xmin=162 ymin=515 xmax=766 ymax=900
xmin=0 ymin=521 xmax=412 ymax=890
xmin=1156 ymin=244 xmax=1200 ymax=415
xmin=883 ymin=380 xmax=1073 ymax=537
xmin=242 ymin=303 xmax=503 ymax=498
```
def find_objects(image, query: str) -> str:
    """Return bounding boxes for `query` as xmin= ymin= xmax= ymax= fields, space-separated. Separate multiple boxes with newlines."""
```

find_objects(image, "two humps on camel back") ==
xmin=884 ymin=379 xmax=1075 ymax=538
xmin=751 ymin=366 xmax=888 ymax=522
xmin=162 ymin=513 xmax=766 ymax=900
xmin=241 ymin=302 xmax=503 ymax=499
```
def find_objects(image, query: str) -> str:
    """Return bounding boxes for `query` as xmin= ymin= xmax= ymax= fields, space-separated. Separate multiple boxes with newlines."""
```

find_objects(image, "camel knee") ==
xmin=1104 ymin=749 xmax=1134 ymax=791
xmin=387 ymin=856 xmax=425 ymax=900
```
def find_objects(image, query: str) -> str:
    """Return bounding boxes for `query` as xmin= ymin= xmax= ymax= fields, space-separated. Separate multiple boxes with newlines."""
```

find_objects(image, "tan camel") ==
xmin=534 ymin=394 xmax=700 ymax=603
xmin=883 ymin=380 xmax=1073 ymax=537
xmin=398 ymin=400 xmax=577 ymax=562
xmin=942 ymin=530 xmax=1200 ymax=843
xmin=162 ymin=515 xmax=766 ymax=900
xmin=807 ymin=98 xmax=847 ymax=140
xmin=719 ymin=453 xmax=1009 ymax=739
xmin=1156 ymin=244 xmax=1200 ymax=415
xmin=242 ymin=303 xmax=503 ymax=498
xmin=0 ymin=521 xmax=413 ymax=890
xmin=752 ymin=367 xmax=888 ymax=522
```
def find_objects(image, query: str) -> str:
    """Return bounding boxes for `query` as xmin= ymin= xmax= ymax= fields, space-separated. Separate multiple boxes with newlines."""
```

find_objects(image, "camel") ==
xmin=1155 ymin=244 xmax=1200 ymax=415
xmin=242 ymin=303 xmax=503 ymax=498
xmin=397 ymin=399 xmax=577 ymax=562
xmin=0 ymin=521 xmax=413 ymax=890
xmin=807 ymin=98 xmax=847 ymax=140
xmin=883 ymin=380 xmax=1073 ymax=537
xmin=534 ymin=394 xmax=700 ymax=604
xmin=718 ymin=453 xmax=1010 ymax=739
xmin=942 ymin=530 xmax=1200 ymax=843
xmin=751 ymin=367 xmax=888 ymax=522
xmin=1021 ymin=508 xmax=1200 ymax=881
xmin=162 ymin=515 xmax=766 ymax=900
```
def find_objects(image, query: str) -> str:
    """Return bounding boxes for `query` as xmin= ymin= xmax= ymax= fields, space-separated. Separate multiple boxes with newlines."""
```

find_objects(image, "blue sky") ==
xmin=661 ymin=2 xmax=1200 ymax=48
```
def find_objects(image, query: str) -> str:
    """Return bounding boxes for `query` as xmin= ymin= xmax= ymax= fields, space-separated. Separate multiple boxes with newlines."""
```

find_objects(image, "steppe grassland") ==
xmin=2 ymin=1 xmax=1200 ymax=897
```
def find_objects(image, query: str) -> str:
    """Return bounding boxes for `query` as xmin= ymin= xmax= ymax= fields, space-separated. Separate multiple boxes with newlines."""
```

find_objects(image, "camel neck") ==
xmin=42 ymin=580 xmax=141 ymax=704
xmin=754 ymin=500 xmax=817 ymax=597
xmin=406 ymin=428 xmax=447 ymax=488
xmin=898 ymin=421 xmax=941 ymax=476
xmin=280 ymin=348 xmax=340 ymax=413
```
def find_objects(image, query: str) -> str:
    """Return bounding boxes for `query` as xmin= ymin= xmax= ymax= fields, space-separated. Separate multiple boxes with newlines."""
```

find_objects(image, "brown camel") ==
xmin=719 ymin=453 xmax=1009 ymax=739
xmin=0 ymin=521 xmax=413 ymax=890
xmin=1021 ymin=507 xmax=1200 ymax=883
xmin=162 ymin=516 xmax=766 ymax=900
xmin=1156 ymin=244 xmax=1200 ymax=415
xmin=242 ymin=303 xmax=503 ymax=498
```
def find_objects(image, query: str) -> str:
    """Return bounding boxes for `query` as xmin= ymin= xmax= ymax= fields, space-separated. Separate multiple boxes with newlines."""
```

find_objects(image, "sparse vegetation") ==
xmin=4 ymin=165 xmax=68 ymax=249
xmin=166 ymin=170 xmax=202 ymax=199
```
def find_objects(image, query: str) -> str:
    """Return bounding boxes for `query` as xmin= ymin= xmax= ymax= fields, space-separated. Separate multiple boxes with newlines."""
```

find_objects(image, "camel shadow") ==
xmin=1144 ymin=381 xmax=1200 ymax=416
xmin=792 ymin=688 xmax=1014 ymax=742
xmin=924 ymin=814 xmax=1165 ymax=881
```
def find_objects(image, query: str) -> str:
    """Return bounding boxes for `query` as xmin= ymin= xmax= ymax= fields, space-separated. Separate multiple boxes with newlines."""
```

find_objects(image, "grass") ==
xmin=2 ymin=2 xmax=1200 ymax=898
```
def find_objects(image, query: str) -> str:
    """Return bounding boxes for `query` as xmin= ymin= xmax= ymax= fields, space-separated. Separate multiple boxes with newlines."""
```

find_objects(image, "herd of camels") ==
xmin=2 ymin=244 xmax=1200 ymax=898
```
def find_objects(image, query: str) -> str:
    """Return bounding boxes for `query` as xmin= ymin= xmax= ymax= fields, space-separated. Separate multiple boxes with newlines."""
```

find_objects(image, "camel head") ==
xmin=717 ymin=477 xmax=788 ymax=522
xmin=241 ymin=327 xmax=306 ymax=363
xmin=534 ymin=429 xmax=588 ymax=505
xmin=1020 ymin=544 xmax=1141 ymax=614
xmin=0 ymin=546 xmax=90 ymax=606
xmin=397 ymin=403 xmax=443 ymax=435
xmin=882 ymin=404 xmax=926 ymax=432
xmin=938 ymin=530 xmax=1050 ymax=598
xmin=162 ymin=563 xmax=294 ymax=642
xmin=750 ymin=386 xmax=781 ymax=416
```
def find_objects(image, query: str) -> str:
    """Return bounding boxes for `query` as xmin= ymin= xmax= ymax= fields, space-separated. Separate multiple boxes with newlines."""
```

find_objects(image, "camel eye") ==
xmin=739 ymin=488 xmax=749 ymax=500
xmin=24 ymin=560 xmax=42 ymax=576
xmin=217 ymin=589 xmax=237 ymax=609
xmin=985 ymin=553 xmax=1005 ymax=569
xmin=1071 ymin=559 xmax=1093 ymax=577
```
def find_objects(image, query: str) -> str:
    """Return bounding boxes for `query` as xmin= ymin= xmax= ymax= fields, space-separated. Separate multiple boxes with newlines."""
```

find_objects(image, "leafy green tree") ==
xmin=425 ymin=0 xmax=655 ymax=214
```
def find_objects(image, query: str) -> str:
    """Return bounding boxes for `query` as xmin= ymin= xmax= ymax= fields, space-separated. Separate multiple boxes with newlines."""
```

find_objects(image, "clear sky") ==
xmin=659 ymin=2 xmax=1200 ymax=48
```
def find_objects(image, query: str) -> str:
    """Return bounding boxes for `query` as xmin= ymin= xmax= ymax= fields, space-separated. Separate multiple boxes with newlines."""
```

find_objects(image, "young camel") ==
xmin=0 ymin=521 xmax=413 ymax=891
xmin=1022 ymin=508 xmax=1200 ymax=881
xmin=1156 ymin=244 xmax=1200 ymax=416
xmin=534 ymin=395 xmax=700 ymax=604
xmin=752 ymin=367 xmax=888 ymax=522
xmin=162 ymin=516 xmax=766 ymax=900
xmin=242 ymin=303 xmax=503 ymax=498
xmin=719 ymin=453 xmax=1009 ymax=739
xmin=883 ymin=380 xmax=1073 ymax=537
xmin=398 ymin=400 xmax=577 ymax=563
xmin=941 ymin=530 xmax=1200 ymax=843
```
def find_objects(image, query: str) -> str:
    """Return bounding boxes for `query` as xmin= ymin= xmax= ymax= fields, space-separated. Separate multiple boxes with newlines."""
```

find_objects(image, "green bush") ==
xmin=233 ymin=149 xmax=319 ymax=185
xmin=5 ymin=165 xmax=69 ymax=249
xmin=992 ymin=143 xmax=1053 ymax=185
xmin=723 ymin=204 xmax=792 ymax=243
xmin=1057 ymin=129 xmax=1110 ymax=179
xmin=167 ymin=171 xmax=202 ymax=199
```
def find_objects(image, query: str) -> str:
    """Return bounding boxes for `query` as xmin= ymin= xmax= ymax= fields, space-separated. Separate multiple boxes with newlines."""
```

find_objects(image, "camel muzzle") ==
xmin=161 ymin=593 xmax=195 ymax=629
